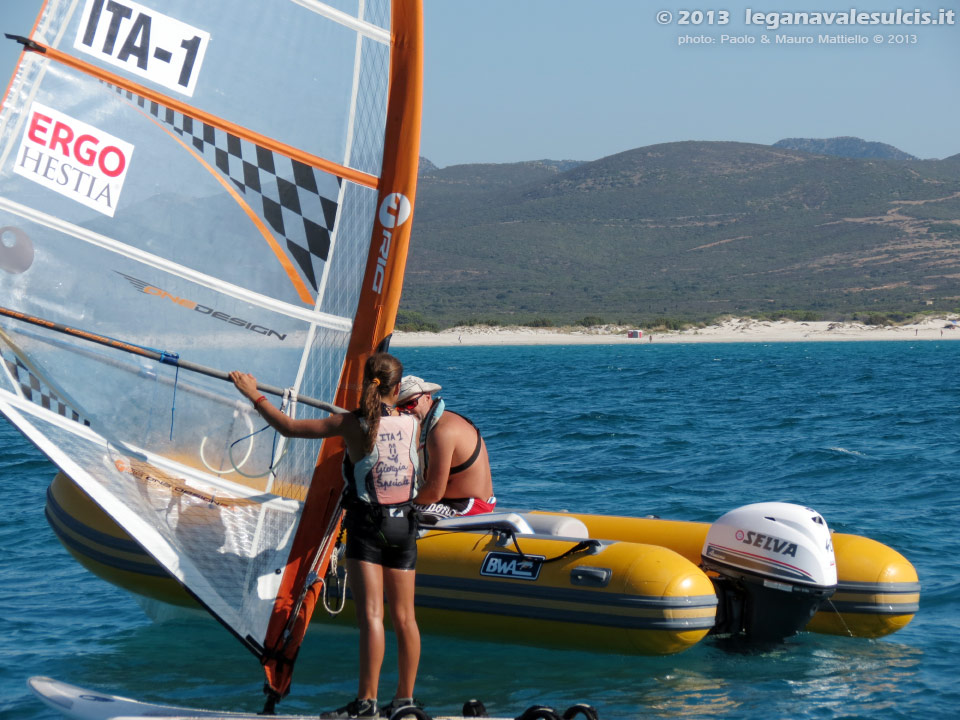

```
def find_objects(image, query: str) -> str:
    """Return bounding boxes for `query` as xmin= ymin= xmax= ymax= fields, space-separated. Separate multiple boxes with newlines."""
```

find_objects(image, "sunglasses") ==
xmin=398 ymin=393 xmax=426 ymax=409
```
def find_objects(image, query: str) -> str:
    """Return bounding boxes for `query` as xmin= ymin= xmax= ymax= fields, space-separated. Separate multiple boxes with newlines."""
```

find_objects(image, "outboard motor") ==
xmin=701 ymin=502 xmax=837 ymax=642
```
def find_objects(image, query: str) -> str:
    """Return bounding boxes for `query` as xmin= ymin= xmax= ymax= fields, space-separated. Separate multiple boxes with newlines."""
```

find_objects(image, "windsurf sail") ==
xmin=0 ymin=0 xmax=422 ymax=705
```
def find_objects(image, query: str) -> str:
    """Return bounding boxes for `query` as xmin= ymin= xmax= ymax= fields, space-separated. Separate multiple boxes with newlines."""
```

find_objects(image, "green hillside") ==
xmin=772 ymin=136 xmax=918 ymax=161
xmin=400 ymin=141 xmax=960 ymax=328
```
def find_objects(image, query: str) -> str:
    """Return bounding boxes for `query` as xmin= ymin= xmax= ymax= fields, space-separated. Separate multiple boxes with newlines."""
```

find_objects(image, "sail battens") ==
xmin=1 ymin=388 xmax=304 ymax=513
xmin=0 ymin=197 xmax=354 ymax=333
xmin=21 ymin=40 xmax=382 ymax=191
xmin=291 ymin=1 xmax=392 ymax=44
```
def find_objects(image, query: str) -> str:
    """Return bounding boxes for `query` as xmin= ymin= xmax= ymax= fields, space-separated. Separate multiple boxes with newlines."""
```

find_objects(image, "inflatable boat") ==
xmin=45 ymin=472 xmax=919 ymax=655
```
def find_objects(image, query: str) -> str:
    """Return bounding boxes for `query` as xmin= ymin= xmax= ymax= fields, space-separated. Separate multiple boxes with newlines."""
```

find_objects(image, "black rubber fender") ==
xmin=389 ymin=705 xmax=432 ymax=720
xmin=463 ymin=699 xmax=489 ymax=717
xmin=515 ymin=706 xmax=561 ymax=720
xmin=562 ymin=704 xmax=599 ymax=720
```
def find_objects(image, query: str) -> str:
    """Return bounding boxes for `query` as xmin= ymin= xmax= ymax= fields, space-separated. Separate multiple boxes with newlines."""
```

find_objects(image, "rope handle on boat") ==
xmin=505 ymin=533 xmax=602 ymax=564
xmin=420 ymin=522 xmax=601 ymax=564
xmin=822 ymin=596 xmax=856 ymax=637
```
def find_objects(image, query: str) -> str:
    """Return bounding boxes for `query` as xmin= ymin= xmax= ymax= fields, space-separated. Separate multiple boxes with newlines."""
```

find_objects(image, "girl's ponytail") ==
xmin=360 ymin=353 xmax=403 ymax=453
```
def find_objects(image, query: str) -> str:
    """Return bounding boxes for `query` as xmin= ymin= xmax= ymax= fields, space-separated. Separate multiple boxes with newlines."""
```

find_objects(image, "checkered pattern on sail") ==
xmin=108 ymin=86 xmax=340 ymax=294
xmin=0 ymin=351 xmax=91 ymax=426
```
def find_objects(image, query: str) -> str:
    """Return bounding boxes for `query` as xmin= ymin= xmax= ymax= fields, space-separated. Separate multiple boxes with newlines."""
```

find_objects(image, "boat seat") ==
xmin=516 ymin=513 xmax=590 ymax=539
xmin=429 ymin=511 xmax=589 ymax=538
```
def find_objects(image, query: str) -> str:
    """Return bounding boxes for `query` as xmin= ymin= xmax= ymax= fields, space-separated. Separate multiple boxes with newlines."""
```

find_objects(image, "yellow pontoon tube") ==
xmin=45 ymin=473 xmax=918 ymax=651
xmin=45 ymin=473 xmax=717 ymax=655
xmin=410 ymin=515 xmax=717 ymax=655
xmin=543 ymin=509 xmax=919 ymax=638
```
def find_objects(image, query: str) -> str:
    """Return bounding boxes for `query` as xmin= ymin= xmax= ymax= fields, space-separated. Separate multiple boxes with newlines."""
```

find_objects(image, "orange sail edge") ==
xmin=260 ymin=450 xmax=345 ymax=702
xmin=260 ymin=0 xmax=424 ymax=704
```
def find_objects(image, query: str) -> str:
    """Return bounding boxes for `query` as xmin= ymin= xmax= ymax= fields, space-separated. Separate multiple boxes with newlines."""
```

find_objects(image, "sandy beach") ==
xmin=392 ymin=316 xmax=960 ymax=347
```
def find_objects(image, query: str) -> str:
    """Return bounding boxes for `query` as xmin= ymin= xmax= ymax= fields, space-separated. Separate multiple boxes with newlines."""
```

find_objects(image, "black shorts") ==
xmin=343 ymin=504 xmax=417 ymax=571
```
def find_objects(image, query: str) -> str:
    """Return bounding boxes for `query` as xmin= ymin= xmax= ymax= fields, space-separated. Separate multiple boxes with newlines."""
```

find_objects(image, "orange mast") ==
xmin=260 ymin=0 xmax=423 ymax=705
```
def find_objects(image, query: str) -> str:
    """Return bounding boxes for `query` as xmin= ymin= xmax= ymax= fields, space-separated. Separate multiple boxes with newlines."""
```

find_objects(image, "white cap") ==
xmin=397 ymin=375 xmax=441 ymax=403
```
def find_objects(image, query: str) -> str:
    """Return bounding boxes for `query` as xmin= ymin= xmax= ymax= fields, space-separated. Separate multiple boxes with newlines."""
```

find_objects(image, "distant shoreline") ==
xmin=392 ymin=317 xmax=960 ymax=347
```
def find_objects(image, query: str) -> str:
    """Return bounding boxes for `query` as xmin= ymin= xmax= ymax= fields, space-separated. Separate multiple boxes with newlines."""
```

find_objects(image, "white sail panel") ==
xmin=2 ymin=63 xmax=354 ymax=309
xmin=0 ymin=394 xmax=293 ymax=648
xmin=0 ymin=0 xmax=406 ymax=665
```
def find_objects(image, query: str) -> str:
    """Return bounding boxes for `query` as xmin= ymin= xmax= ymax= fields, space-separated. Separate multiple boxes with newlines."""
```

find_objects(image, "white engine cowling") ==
xmin=701 ymin=502 xmax=837 ymax=641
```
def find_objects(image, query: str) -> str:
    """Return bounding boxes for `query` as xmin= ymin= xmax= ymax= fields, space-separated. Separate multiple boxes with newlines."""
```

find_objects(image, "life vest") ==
xmin=416 ymin=398 xmax=445 ymax=486
xmin=343 ymin=412 xmax=421 ymax=506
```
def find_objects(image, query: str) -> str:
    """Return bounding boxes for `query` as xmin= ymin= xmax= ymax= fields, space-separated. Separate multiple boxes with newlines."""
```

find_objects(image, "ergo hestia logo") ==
xmin=372 ymin=193 xmax=412 ymax=294
xmin=15 ymin=102 xmax=134 ymax=217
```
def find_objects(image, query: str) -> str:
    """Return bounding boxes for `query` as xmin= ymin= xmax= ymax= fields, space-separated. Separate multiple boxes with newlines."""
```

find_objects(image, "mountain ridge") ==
xmin=403 ymin=139 xmax=960 ymax=328
xmin=772 ymin=136 xmax=918 ymax=161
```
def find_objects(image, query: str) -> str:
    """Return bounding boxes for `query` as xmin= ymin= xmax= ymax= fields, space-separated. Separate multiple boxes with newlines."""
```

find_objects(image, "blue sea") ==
xmin=2 ymin=342 xmax=958 ymax=719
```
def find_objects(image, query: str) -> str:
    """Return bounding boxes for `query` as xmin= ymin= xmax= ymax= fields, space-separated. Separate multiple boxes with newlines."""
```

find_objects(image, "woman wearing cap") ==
xmin=396 ymin=375 xmax=496 ymax=523
xmin=230 ymin=353 xmax=421 ymax=720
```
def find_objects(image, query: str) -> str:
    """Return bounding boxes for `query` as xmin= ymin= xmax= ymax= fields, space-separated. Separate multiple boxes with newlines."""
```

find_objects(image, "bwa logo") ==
xmin=480 ymin=551 xmax=544 ymax=581
xmin=15 ymin=102 xmax=134 ymax=217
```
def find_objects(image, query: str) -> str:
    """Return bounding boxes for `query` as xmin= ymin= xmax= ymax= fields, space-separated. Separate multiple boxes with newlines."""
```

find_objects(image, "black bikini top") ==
xmin=448 ymin=412 xmax=482 ymax=476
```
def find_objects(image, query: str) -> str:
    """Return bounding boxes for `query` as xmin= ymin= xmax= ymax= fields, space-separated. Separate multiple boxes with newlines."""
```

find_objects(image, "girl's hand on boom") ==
xmin=229 ymin=371 xmax=260 ymax=403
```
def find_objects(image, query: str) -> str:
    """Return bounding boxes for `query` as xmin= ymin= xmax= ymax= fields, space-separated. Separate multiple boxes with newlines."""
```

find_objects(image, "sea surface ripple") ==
xmin=1 ymin=342 xmax=957 ymax=719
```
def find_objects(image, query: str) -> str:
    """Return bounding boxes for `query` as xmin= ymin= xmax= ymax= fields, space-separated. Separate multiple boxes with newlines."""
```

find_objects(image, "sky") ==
xmin=3 ymin=1 xmax=959 ymax=167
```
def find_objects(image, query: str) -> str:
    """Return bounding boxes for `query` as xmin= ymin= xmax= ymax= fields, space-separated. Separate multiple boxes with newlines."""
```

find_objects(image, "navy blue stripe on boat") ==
xmin=43 ymin=492 xmax=172 ymax=579
xmin=415 ymin=574 xmax=716 ymax=630
xmin=826 ymin=579 xmax=922 ymax=614
xmin=827 ymin=599 xmax=920 ymax=614
xmin=835 ymin=580 xmax=922 ymax=593
xmin=45 ymin=485 xmax=149 ymax=556
xmin=46 ymin=506 xmax=171 ymax=578
xmin=417 ymin=573 xmax=718 ymax=610
xmin=413 ymin=593 xmax=715 ymax=631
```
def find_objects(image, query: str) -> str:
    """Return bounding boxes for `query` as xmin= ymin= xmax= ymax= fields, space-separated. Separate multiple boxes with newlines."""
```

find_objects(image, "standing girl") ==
xmin=230 ymin=352 xmax=421 ymax=719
